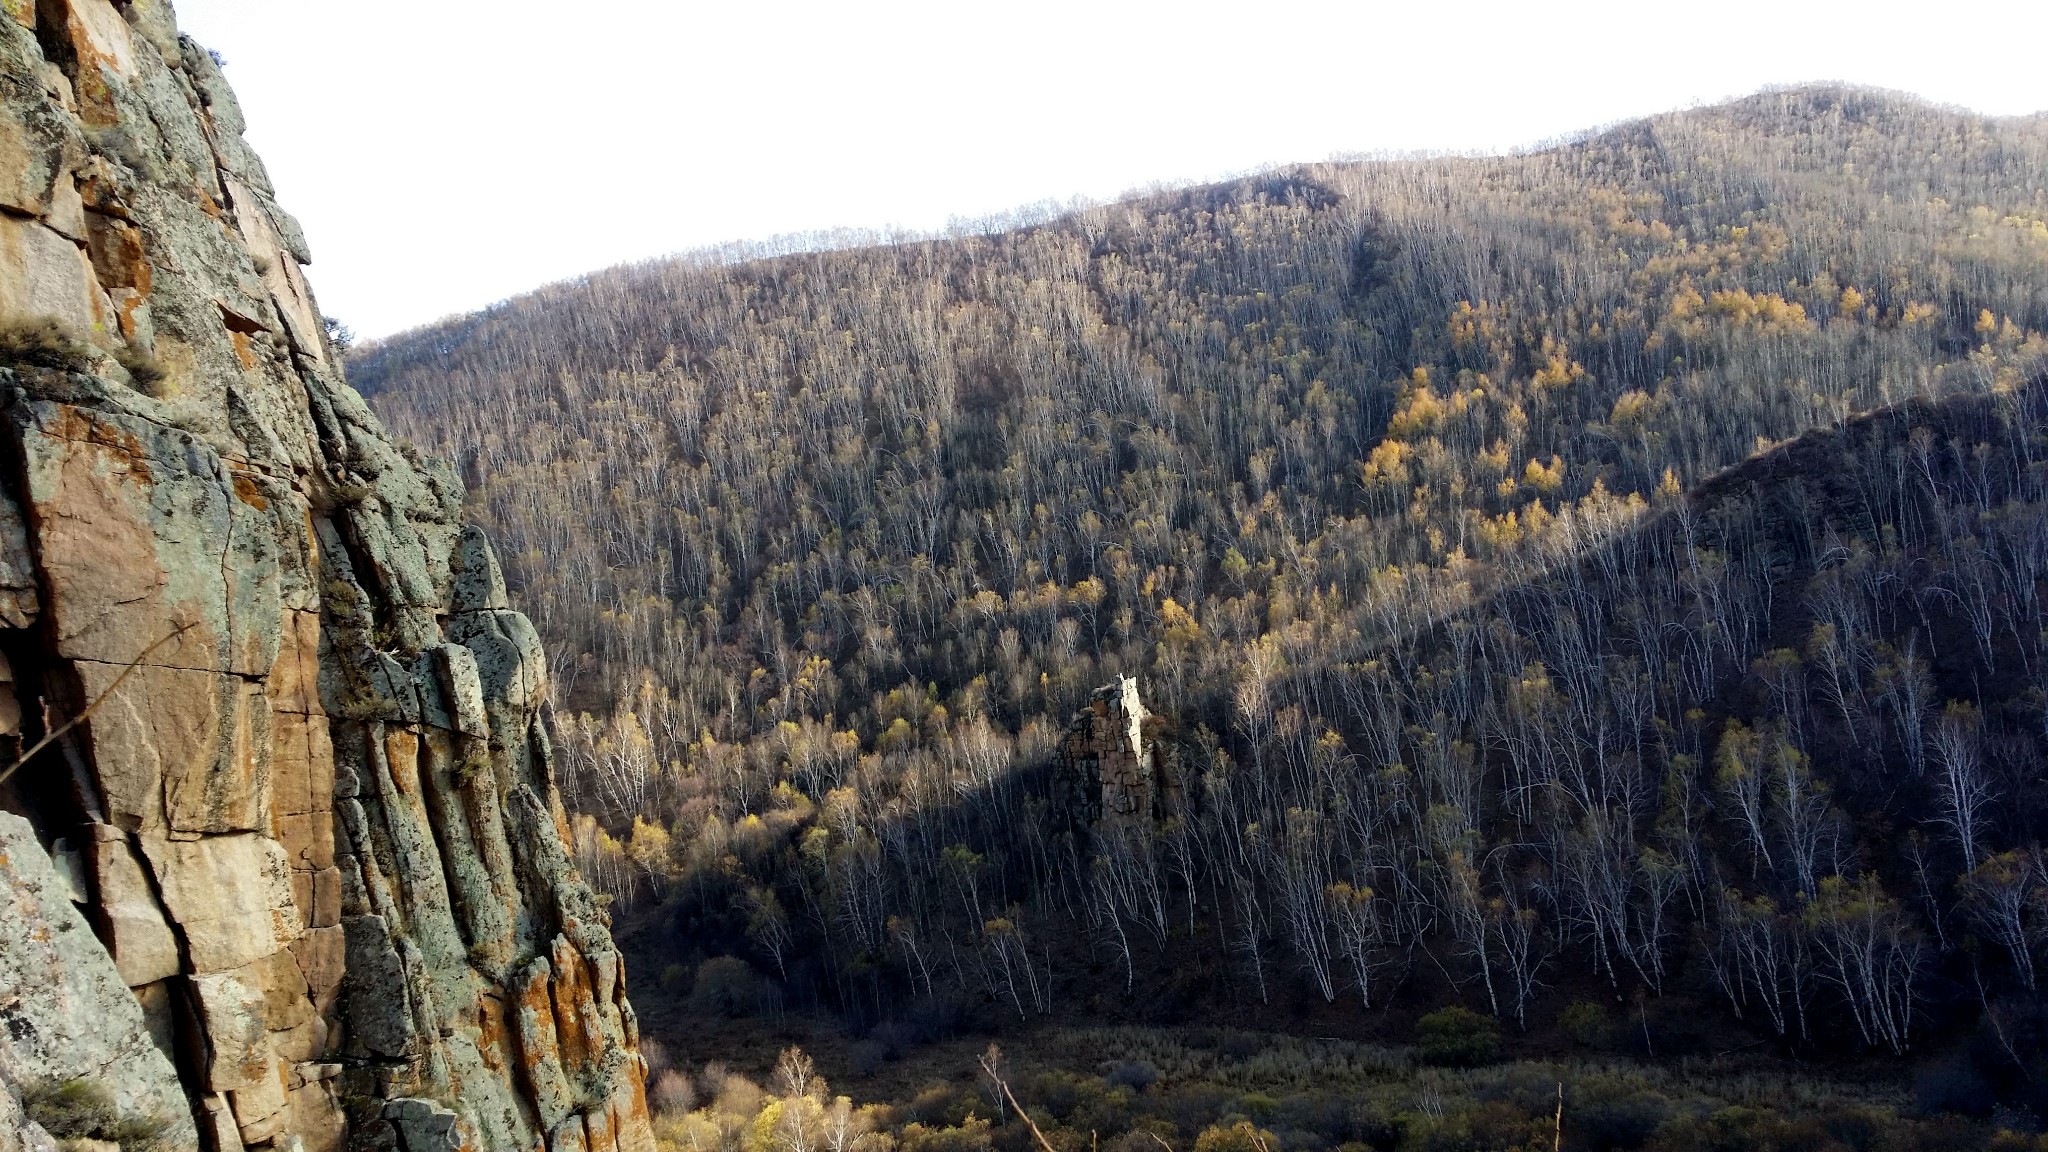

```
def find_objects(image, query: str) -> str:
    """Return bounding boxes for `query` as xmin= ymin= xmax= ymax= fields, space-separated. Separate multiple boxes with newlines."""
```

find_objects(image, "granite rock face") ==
xmin=0 ymin=3 xmax=653 ymax=1150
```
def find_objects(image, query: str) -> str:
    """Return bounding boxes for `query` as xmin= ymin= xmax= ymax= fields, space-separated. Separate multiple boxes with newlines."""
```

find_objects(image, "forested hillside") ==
xmin=357 ymin=85 xmax=2048 ymax=1118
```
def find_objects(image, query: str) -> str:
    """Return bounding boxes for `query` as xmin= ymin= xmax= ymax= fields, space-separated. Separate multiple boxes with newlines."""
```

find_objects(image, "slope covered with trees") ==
xmin=356 ymin=86 xmax=2048 ymax=1113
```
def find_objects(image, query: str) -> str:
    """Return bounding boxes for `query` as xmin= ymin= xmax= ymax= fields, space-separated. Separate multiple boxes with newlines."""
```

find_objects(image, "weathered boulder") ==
xmin=0 ymin=3 xmax=654 ymax=1150
xmin=0 ymin=812 xmax=195 ymax=1149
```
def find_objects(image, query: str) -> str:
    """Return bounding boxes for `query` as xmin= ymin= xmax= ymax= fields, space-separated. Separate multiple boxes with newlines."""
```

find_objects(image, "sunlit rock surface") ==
xmin=1055 ymin=676 xmax=1180 ymax=829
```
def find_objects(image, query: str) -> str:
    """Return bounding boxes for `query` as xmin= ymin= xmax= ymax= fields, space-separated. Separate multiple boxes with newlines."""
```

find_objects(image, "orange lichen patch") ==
xmin=86 ymin=211 xmax=150 ymax=292
xmin=67 ymin=0 xmax=135 ymax=72
xmin=47 ymin=405 xmax=93 ymax=442
xmin=549 ymin=992 xmax=589 ymax=1076
xmin=551 ymin=1117 xmax=590 ymax=1152
xmin=227 ymin=329 xmax=258 ymax=370
xmin=111 ymin=443 xmax=150 ymax=485
xmin=217 ymin=303 xmax=267 ymax=369
xmin=582 ymin=1105 xmax=615 ymax=1152
xmin=197 ymin=187 xmax=224 ymax=219
xmin=40 ymin=409 xmax=163 ymax=545
xmin=610 ymin=1076 xmax=656 ymax=1152
xmin=72 ymin=64 xmax=115 ymax=129
xmin=77 ymin=172 xmax=128 ymax=217
xmin=3 ymin=0 xmax=32 ymax=29
xmin=53 ymin=407 xmax=156 ymax=478
xmin=571 ymin=962 xmax=606 ymax=1064
xmin=54 ymin=0 xmax=136 ymax=128
xmin=511 ymin=963 xmax=558 ymax=1060
xmin=549 ymin=937 xmax=590 ymax=1073
xmin=383 ymin=727 xmax=421 ymax=797
xmin=511 ymin=958 xmax=576 ymax=1126
xmin=110 ymin=288 xmax=147 ymax=342
xmin=231 ymin=472 xmax=270 ymax=511
xmin=475 ymin=991 xmax=507 ymax=1072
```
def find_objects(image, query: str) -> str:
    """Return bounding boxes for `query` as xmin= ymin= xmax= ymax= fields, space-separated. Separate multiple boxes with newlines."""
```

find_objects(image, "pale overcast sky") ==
xmin=170 ymin=0 xmax=2048 ymax=341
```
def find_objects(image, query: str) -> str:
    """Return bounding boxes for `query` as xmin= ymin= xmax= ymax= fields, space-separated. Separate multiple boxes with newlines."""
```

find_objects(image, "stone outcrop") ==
xmin=0 ymin=811 xmax=194 ymax=1150
xmin=0 ymin=3 xmax=653 ymax=1150
xmin=1053 ymin=676 xmax=1179 ymax=829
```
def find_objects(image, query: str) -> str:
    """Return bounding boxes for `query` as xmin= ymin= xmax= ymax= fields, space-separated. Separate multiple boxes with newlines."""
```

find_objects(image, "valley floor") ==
xmin=627 ymin=1002 xmax=2031 ymax=1152
xmin=619 ymin=925 xmax=2040 ymax=1152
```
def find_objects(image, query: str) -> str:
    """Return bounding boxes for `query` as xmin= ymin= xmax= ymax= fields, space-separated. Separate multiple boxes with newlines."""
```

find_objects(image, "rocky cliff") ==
xmin=0 ymin=3 xmax=654 ymax=1151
